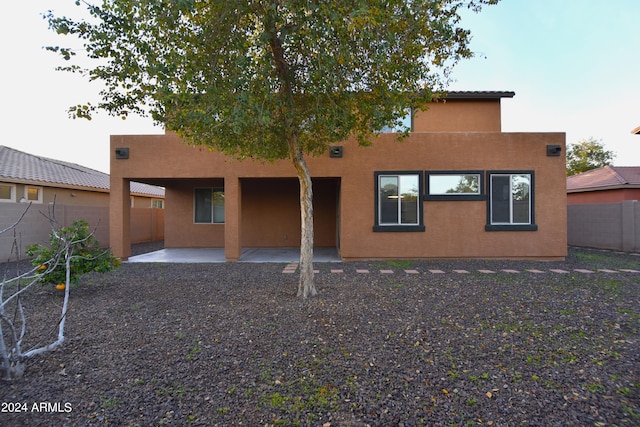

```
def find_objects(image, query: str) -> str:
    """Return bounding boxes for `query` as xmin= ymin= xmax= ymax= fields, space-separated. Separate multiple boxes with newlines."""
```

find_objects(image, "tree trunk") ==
xmin=266 ymin=21 xmax=316 ymax=297
xmin=291 ymin=146 xmax=317 ymax=298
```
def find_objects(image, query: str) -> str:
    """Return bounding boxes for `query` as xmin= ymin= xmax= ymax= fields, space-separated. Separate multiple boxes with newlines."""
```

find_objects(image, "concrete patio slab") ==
xmin=126 ymin=247 xmax=340 ymax=263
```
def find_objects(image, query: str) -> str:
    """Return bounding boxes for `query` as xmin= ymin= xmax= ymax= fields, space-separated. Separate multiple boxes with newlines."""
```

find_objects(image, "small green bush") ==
xmin=26 ymin=219 xmax=120 ymax=286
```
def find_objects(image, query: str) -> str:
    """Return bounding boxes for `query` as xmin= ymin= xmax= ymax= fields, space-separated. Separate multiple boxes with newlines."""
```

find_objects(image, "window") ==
xmin=151 ymin=199 xmax=164 ymax=209
xmin=425 ymin=171 xmax=485 ymax=201
xmin=486 ymin=172 xmax=537 ymax=231
xmin=0 ymin=184 xmax=15 ymax=202
xmin=25 ymin=186 xmax=43 ymax=203
xmin=194 ymin=188 xmax=224 ymax=224
xmin=374 ymin=171 xmax=424 ymax=232
xmin=378 ymin=108 xmax=412 ymax=133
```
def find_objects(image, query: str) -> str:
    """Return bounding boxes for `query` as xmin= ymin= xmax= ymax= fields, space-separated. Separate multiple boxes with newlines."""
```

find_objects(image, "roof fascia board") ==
xmin=444 ymin=91 xmax=516 ymax=100
xmin=567 ymin=185 xmax=640 ymax=193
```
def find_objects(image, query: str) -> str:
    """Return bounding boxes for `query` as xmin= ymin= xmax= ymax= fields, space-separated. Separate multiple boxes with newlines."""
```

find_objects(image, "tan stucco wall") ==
xmin=164 ymin=179 xmax=225 ymax=248
xmin=110 ymin=130 xmax=566 ymax=260
xmin=239 ymin=178 xmax=338 ymax=248
xmin=0 ymin=183 xmax=110 ymax=206
xmin=1 ymin=181 xmax=160 ymax=208
xmin=109 ymin=98 xmax=566 ymax=260
xmin=336 ymin=133 xmax=566 ymax=259
xmin=413 ymin=100 xmax=503 ymax=132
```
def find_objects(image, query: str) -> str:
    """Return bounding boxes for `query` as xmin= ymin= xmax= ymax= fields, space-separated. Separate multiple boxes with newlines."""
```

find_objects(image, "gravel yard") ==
xmin=1 ymin=245 xmax=638 ymax=426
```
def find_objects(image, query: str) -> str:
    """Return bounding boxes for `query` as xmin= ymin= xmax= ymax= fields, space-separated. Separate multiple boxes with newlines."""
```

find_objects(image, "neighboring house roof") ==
xmin=567 ymin=165 xmax=640 ymax=193
xmin=632 ymin=126 xmax=640 ymax=135
xmin=0 ymin=145 xmax=164 ymax=197
xmin=444 ymin=90 xmax=516 ymax=100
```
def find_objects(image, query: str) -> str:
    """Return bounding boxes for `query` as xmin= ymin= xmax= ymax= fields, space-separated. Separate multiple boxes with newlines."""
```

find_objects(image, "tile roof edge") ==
xmin=0 ymin=145 xmax=107 ymax=176
xmin=444 ymin=91 xmax=516 ymax=99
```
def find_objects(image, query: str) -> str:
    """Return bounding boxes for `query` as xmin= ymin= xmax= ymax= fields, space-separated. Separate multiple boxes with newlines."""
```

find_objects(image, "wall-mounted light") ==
xmin=546 ymin=145 xmax=562 ymax=157
xmin=115 ymin=147 xmax=130 ymax=159
xmin=329 ymin=146 xmax=343 ymax=158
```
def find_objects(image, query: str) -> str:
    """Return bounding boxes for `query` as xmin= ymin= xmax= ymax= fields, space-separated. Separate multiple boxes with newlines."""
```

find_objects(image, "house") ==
xmin=0 ymin=145 xmax=164 ymax=207
xmin=0 ymin=146 xmax=165 ymax=261
xmin=109 ymin=91 xmax=567 ymax=261
xmin=567 ymin=166 xmax=640 ymax=204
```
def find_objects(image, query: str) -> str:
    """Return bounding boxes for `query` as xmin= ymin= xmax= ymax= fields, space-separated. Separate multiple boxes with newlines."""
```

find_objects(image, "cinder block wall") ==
xmin=568 ymin=200 xmax=639 ymax=252
xmin=0 ymin=204 xmax=163 ymax=262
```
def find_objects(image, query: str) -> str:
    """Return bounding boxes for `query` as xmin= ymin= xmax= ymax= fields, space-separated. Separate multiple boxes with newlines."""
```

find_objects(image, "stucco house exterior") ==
xmin=0 ymin=145 xmax=165 ymax=261
xmin=109 ymin=91 xmax=567 ymax=261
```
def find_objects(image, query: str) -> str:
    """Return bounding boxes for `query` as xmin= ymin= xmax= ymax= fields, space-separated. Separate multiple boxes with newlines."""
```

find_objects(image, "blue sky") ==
xmin=450 ymin=0 xmax=639 ymax=164
xmin=1 ymin=0 xmax=638 ymax=173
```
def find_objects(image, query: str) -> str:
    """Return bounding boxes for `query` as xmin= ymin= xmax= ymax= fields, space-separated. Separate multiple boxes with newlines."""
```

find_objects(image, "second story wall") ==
xmin=414 ymin=99 xmax=504 ymax=132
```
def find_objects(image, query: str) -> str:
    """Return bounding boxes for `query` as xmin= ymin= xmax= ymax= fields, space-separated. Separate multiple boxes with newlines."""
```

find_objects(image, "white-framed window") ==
xmin=425 ymin=171 xmax=485 ymax=201
xmin=0 ymin=184 xmax=16 ymax=202
xmin=486 ymin=171 xmax=537 ymax=231
xmin=194 ymin=188 xmax=224 ymax=224
xmin=374 ymin=171 xmax=424 ymax=232
xmin=151 ymin=199 xmax=164 ymax=209
xmin=24 ymin=186 xmax=43 ymax=203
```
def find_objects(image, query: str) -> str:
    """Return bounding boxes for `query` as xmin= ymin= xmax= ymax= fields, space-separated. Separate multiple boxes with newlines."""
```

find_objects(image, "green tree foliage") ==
xmin=566 ymin=138 xmax=616 ymax=176
xmin=26 ymin=220 xmax=120 ymax=287
xmin=46 ymin=0 xmax=498 ymax=297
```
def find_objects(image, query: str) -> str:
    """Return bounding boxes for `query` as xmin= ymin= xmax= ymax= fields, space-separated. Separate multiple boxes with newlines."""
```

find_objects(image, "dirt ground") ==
xmin=1 ymin=245 xmax=638 ymax=426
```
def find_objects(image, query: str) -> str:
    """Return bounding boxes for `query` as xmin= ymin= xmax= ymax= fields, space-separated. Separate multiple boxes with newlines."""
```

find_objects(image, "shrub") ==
xmin=26 ymin=219 xmax=120 ymax=286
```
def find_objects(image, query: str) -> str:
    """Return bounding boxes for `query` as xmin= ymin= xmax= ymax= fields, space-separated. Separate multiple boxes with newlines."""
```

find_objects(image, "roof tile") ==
xmin=0 ymin=145 xmax=164 ymax=197
xmin=567 ymin=165 xmax=640 ymax=191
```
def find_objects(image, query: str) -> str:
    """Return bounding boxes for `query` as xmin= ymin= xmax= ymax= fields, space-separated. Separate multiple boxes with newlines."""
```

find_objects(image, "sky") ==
xmin=1 ymin=0 xmax=638 ymax=174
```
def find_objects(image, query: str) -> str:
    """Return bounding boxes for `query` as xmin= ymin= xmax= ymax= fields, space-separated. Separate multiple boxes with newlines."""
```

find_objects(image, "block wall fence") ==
xmin=0 ymin=204 xmax=163 ymax=262
xmin=568 ymin=200 xmax=639 ymax=253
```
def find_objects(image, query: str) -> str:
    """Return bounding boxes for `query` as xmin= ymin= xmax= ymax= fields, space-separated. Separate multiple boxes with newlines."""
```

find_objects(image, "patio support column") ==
xmin=110 ymin=176 xmax=131 ymax=260
xmin=224 ymin=176 xmax=242 ymax=261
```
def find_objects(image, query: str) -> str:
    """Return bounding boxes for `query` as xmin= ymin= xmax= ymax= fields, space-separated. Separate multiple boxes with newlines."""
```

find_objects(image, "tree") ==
xmin=566 ymin=138 xmax=616 ymax=176
xmin=46 ymin=0 xmax=498 ymax=298
xmin=1 ymin=205 xmax=119 ymax=380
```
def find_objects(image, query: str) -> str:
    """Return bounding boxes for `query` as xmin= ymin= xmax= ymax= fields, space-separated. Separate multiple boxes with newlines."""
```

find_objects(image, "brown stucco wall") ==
xmin=130 ymin=207 xmax=165 ymax=243
xmin=239 ymin=178 xmax=338 ymax=248
xmin=164 ymin=179 xmax=225 ymax=248
xmin=110 ymin=130 xmax=566 ymax=260
xmin=413 ymin=100 xmax=503 ymax=132
xmin=335 ymin=133 xmax=567 ymax=260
